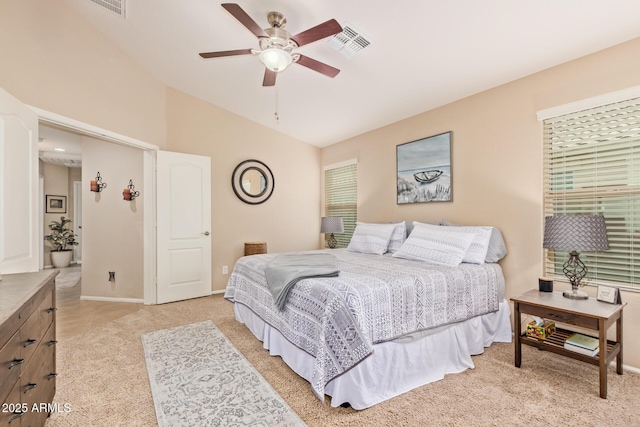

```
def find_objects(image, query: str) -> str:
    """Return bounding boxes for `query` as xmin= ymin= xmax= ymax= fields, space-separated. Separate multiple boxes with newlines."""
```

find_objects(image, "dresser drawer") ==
xmin=0 ymin=332 xmax=23 ymax=405
xmin=19 ymin=291 xmax=54 ymax=366
xmin=20 ymin=323 xmax=57 ymax=425
xmin=0 ymin=380 xmax=23 ymax=427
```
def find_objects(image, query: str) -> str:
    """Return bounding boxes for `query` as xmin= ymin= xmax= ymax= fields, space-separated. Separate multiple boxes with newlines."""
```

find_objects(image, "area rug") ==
xmin=55 ymin=270 xmax=81 ymax=288
xmin=141 ymin=320 xmax=306 ymax=427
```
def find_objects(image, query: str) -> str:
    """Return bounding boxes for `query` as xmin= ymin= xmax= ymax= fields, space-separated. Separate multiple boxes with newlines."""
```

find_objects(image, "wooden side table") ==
xmin=511 ymin=289 xmax=626 ymax=398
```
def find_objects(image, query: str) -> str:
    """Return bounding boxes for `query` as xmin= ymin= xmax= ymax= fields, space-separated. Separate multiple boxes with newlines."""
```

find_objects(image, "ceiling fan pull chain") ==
xmin=274 ymin=88 xmax=280 ymax=124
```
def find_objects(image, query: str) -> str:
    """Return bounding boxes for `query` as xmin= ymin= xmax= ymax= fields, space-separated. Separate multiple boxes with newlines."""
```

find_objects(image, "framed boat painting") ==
xmin=396 ymin=131 xmax=452 ymax=204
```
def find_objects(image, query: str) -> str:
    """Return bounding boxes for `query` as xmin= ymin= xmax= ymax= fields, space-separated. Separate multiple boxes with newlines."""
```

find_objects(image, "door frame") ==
xmin=30 ymin=105 xmax=159 ymax=304
xmin=73 ymin=180 xmax=82 ymax=264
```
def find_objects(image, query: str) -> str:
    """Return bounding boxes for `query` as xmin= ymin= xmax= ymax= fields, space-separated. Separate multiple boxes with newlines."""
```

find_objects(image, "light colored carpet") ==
xmin=141 ymin=320 xmax=305 ymax=427
xmin=46 ymin=295 xmax=640 ymax=427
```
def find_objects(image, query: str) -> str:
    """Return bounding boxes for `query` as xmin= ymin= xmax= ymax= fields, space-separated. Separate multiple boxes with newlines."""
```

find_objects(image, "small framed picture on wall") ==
xmin=45 ymin=195 xmax=67 ymax=214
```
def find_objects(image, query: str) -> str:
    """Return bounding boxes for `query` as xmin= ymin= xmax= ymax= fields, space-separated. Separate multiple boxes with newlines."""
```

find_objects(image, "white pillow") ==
xmin=442 ymin=219 xmax=507 ymax=263
xmin=442 ymin=225 xmax=492 ymax=264
xmin=347 ymin=222 xmax=396 ymax=255
xmin=386 ymin=222 xmax=407 ymax=254
xmin=392 ymin=222 xmax=476 ymax=266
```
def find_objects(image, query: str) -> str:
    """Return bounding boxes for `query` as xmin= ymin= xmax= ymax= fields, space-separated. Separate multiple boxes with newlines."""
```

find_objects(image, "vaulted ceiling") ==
xmin=64 ymin=0 xmax=640 ymax=147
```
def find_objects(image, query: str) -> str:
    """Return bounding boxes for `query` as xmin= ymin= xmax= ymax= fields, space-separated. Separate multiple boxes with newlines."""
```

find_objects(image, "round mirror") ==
xmin=240 ymin=167 xmax=267 ymax=197
xmin=232 ymin=160 xmax=274 ymax=204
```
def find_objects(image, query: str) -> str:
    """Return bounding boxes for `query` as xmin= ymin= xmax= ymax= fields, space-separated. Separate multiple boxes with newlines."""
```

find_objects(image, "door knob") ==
xmin=202 ymin=231 xmax=210 ymax=236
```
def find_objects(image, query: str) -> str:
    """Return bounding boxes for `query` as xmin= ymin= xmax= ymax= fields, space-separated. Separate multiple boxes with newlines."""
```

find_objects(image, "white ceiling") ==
xmin=62 ymin=0 xmax=640 ymax=147
xmin=39 ymin=124 xmax=83 ymax=167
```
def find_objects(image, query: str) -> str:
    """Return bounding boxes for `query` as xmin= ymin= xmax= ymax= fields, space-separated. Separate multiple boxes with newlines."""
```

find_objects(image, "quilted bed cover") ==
xmin=224 ymin=249 xmax=504 ymax=399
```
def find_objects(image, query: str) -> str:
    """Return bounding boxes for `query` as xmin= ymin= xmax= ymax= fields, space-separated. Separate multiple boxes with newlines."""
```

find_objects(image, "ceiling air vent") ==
xmin=89 ymin=0 xmax=126 ymax=17
xmin=327 ymin=24 xmax=373 ymax=59
xmin=39 ymin=153 xmax=82 ymax=168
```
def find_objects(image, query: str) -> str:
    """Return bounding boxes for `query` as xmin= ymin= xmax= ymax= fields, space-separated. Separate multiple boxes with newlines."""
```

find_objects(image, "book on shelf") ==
xmin=565 ymin=333 xmax=599 ymax=350
xmin=564 ymin=342 xmax=600 ymax=357
xmin=564 ymin=333 xmax=600 ymax=357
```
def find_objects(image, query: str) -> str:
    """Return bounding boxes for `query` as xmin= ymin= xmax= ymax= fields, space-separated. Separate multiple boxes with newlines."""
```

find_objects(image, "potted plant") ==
xmin=44 ymin=216 xmax=78 ymax=268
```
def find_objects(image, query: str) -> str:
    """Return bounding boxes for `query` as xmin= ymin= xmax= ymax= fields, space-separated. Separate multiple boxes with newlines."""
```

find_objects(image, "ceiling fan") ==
xmin=199 ymin=3 xmax=343 ymax=86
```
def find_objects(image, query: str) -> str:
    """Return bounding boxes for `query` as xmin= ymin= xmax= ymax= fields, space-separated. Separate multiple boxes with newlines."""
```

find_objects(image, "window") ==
xmin=543 ymin=97 xmax=640 ymax=290
xmin=324 ymin=160 xmax=357 ymax=248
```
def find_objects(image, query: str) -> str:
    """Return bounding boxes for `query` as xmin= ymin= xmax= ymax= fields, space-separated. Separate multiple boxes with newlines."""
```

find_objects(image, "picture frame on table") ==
xmin=596 ymin=284 xmax=622 ymax=304
xmin=396 ymin=131 xmax=452 ymax=204
xmin=45 ymin=195 xmax=67 ymax=214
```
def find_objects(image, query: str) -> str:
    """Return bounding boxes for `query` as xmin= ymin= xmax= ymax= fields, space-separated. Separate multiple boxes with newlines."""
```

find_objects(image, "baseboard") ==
xmin=211 ymin=289 xmax=225 ymax=295
xmin=80 ymin=295 xmax=144 ymax=304
xmin=624 ymin=364 xmax=640 ymax=374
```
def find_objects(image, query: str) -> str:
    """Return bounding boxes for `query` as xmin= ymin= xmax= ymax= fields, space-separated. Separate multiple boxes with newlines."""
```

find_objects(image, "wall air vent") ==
xmin=89 ymin=0 xmax=126 ymax=17
xmin=326 ymin=24 xmax=373 ymax=59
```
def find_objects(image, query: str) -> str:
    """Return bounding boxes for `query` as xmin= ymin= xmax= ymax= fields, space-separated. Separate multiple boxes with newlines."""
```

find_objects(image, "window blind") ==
xmin=324 ymin=162 xmax=357 ymax=248
xmin=543 ymin=97 xmax=640 ymax=290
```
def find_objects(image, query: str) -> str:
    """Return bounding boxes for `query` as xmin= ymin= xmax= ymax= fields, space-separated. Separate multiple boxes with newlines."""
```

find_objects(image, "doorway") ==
xmin=33 ymin=106 xmax=158 ymax=304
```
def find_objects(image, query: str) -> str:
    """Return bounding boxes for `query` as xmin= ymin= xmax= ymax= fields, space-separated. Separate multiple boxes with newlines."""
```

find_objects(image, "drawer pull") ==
xmin=47 ymin=373 xmax=58 ymax=380
xmin=48 ymin=340 xmax=58 ymax=346
xmin=47 ymin=307 xmax=58 ymax=313
xmin=23 ymin=383 xmax=38 ymax=393
xmin=8 ymin=412 xmax=25 ymax=423
xmin=8 ymin=358 xmax=25 ymax=369
xmin=23 ymin=339 xmax=38 ymax=347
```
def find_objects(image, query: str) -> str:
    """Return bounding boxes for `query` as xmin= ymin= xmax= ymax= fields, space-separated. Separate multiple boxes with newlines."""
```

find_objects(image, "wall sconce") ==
xmin=123 ymin=179 xmax=140 ymax=201
xmin=90 ymin=172 xmax=107 ymax=192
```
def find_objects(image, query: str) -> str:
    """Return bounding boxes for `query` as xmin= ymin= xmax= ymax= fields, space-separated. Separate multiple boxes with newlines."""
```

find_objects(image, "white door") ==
xmin=156 ymin=151 xmax=212 ymax=303
xmin=0 ymin=88 xmax=39 ymax=273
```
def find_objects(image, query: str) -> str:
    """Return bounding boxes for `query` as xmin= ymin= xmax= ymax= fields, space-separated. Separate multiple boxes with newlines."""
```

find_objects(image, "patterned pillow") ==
xmin=392 ymin=222 xmax=476 ymax=266
xmin=347 ymin=222 xmax=396 ymax=255
xmin=440 ymin=225 xmax=492 ymax=264
xmin=386 ymin=222 xmax=407 ymax=254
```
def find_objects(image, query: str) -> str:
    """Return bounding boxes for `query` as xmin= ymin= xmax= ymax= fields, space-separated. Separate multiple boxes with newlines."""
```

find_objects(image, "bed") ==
xmin=224 ymin=222 xmax=513 ymax=409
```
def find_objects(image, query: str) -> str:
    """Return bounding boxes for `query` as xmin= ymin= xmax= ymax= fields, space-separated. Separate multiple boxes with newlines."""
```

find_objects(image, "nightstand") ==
xmin=511 ymin=289 xmax=626 ymax=398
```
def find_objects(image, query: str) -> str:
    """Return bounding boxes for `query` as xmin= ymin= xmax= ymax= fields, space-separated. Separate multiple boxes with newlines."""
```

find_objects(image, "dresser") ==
xmin=0 ymin=270 xmax=58 ymax=427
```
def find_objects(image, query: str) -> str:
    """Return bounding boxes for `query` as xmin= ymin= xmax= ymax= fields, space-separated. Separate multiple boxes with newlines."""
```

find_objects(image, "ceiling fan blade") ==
xmin=290 ymin=19 xmax=342 ymax=47
xmin=221 ymin=3 xmax=267 ymax=38
xmin=295 ymin=55 xmax=340 ymax=78
xmin=262 ymin=69 xmax=277 ymax=87
xmin=199 ymin=49 xmax=253 ymax=58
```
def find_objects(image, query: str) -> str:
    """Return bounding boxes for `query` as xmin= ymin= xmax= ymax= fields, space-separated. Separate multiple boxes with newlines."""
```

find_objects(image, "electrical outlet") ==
xmin=222 ymin=265 xmax=228 ymax=275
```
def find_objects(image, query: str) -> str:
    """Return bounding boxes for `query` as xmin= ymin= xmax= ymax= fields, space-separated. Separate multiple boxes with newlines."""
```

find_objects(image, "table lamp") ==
xmin=543 ymin=214 xmax=609 ymax=299
xmin=321 ymin=217 xmax=344 ymax=249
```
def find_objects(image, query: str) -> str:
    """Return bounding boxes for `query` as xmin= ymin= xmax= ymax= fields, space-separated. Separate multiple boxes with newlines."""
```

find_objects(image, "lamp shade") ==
xmin=259 ymin=48 xmax=293 ymax=72
xmin=320 ymin=217 xmax=344 ymax=234
xmin=543 ymin=215 xmax=609 ymax=252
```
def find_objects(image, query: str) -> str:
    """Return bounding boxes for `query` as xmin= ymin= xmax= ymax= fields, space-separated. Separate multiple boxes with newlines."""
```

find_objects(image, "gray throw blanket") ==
xmin=265 ymin=253 xmax=340 ymax=310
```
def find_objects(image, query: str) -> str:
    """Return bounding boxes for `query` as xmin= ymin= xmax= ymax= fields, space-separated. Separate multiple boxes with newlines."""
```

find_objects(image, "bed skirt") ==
xmin=234 ymin=299 xmax=512 ymax=410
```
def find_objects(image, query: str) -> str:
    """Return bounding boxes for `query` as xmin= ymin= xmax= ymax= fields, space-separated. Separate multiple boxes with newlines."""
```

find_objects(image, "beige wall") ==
xmin=165 ymin=89 xmax=321 ymax=291
xmin=321 ymin=37 xmax=640 ymax=369
xmin=43 ymin=163 xmax=70 ymax=265
xmin=0 ymin=0 xmax=166 ymax=146
xmin=81 ymin=137 xmax=144 ymax=299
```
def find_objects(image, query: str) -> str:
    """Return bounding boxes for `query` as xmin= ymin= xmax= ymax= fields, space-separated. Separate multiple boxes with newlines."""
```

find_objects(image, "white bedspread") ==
xmin=224 ymin=249 xmax=505 ymax=400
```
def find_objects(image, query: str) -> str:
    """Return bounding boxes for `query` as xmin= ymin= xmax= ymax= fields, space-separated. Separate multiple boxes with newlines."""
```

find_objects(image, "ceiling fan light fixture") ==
xmin=259 ymin=48 xmax=293 ymax=72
